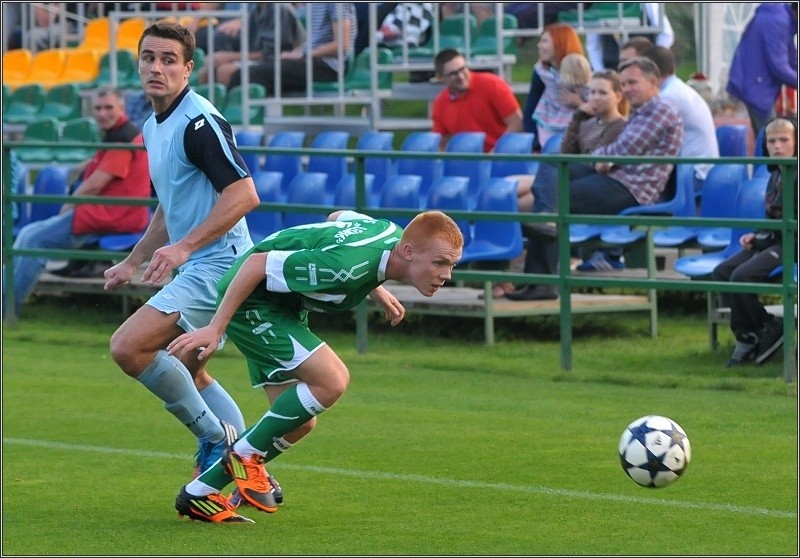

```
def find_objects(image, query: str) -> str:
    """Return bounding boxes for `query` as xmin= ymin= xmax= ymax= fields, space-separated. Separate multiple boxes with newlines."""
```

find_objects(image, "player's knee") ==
xmin=108 ymin=330 xmax=138 ymax=377
xmin=316 ymin=365 xmax=350 ymax=408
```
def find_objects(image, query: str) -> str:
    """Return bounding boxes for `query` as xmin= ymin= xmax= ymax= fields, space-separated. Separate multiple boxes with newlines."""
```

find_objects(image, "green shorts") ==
xmin=225 ymin=305 xmax=325 ymax=388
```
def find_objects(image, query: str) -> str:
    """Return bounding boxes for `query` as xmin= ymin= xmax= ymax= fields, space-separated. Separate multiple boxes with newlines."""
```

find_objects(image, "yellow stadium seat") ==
xmin=2 ymin=48 xmax=34 ymax=90
xmin=53 ymin=49 xmax=101 ymax=88
xmin=77 ymin=17 xmax=110 ymax=53
xmin=23 ymin=49 xmax=67 ymax=89
xmin=116 ymin=17 xmax=147 ymax=53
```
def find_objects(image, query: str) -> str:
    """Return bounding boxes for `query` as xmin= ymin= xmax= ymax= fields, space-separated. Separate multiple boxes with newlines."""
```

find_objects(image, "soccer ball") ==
xmin=618 ymin=415 xmax=691 ymax=488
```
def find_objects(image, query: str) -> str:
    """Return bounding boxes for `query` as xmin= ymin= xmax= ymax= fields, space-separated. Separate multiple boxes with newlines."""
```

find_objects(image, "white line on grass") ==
xmin=4 ymin=437 xmax=796 ymax=519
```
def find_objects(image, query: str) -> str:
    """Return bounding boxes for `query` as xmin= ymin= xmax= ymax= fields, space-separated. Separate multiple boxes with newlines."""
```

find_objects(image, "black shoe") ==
xmin=505 ymin=286 xmax=558 ymax=301
xmin=175 ymin=486 xmax=254 ymax=523
xmin=755 ymin=319 xmax=784 ymax=365
xmin=726 ymin=332 xmax=759 ymax=367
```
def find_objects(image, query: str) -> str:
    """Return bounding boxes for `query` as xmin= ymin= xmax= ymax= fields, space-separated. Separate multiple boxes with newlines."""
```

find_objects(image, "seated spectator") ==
xmin=643 ymin=44 xmax=718 ymax=190
xmin=521 ymin=23 xmax=585 ymax=151
xmin=431 ymin=48 xmax=523 ymax=153
xmin=225 ymin=2 xmax=356 ymax=94
xmin=507 ymin=69 xmax=628 ymax=300
xmin=198 ymin=3 xmax=305 ymax=86
xmin=3 ymin=88 xmax=151 ymax=320
xmin=711 ymin=116 xmax=797 ymax=367
xmin=375 ymin=2 xmax=434 ymax=49
xmin=585 ymin=2 xmax=674 ymax=71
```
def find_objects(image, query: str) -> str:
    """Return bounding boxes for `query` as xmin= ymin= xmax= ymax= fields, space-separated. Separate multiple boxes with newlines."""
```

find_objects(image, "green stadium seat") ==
xmin=470 ymin=14 xmax=518 ymax=56
xmin=194 ymin=83 xmax=227 ymax=108
xmin=314 ymin=48 xmax=394 ymax=93
xmin=39 ymin=83 xmax=82 ymax=121
xmin=222 ymin=84 xmax=267 ymax=125
xmin=55 ymin=117 xmax=101 ymax=163
xmin=3 ymin=84 xmax=46 ymax=125
xmin=188 ymin=48 xmax=206 ymax=87
xmin=16 ymin=117 xmax=61 ymax=163
xmin=91 ymin=49 xmax=138 ymax=89
xmin=407 ymin=14 xmax=477 ymax=58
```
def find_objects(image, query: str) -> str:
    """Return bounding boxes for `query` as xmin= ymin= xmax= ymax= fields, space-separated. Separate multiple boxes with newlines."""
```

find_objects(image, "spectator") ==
xmin=507 ymin=69 xmax=628 ymax=300
xmin=375 ymin=2 xmax=434 ymax=49
xmin=725 ymin=2 xmax=798 ymax=139
xmin=197 ymin=3 xmax=305 ymax=86
xmin=431 ymin=48 xmax=523 ymax=153
xmin=643 ymin=44 xmax=718 ymax=189
xmin=617 ymin=36 xmax=656 ymax=65
xmin=711 ymin=116 xmax=797 ymax=367
xmin=585 ymin=2 xmax=674 ymax=71
xmin=354 ymin=2 xmax=398 ymax=56
xmin=4 ymin=87 xmax=150 ymax=319
xmin=521 ymin=23 xmax=585 ymax=151
xmin=226 ymin=3 xmax=357 ymax=93
xmin=551 ymin=57 xmax=683 ymax=273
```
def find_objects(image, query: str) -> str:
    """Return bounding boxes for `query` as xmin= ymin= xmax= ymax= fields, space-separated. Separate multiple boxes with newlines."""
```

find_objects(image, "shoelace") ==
xmin=207 ymin=492 xmax=237 ymax=511
xmin=240 ymin=454 xmax=271 ymax=491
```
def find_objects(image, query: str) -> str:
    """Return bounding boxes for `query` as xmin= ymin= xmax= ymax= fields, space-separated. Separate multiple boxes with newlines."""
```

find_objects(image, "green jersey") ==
xmin=218 ymin=212 xmax=402 ymax=315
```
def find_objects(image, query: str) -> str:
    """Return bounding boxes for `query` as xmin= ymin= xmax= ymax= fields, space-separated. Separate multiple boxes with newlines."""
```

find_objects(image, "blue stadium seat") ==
xmin=264 ymin=131 xmax=305 ymax=197
xmin=425 ymin=176 xmax=471 ymax=246
xmin=395 ymin=132 xmax=443 ymax=203
xmin=378 ymin=174 xmax=422 ymax=228
xmin=235 ymin=130 xmax=264 ymax=175
xmin=541 ymin=133 xmax=563 ymax=154
xmin=491 ymin=132 xmax=536 ymax=178
xmin=247 ymin=171 xmax=284 ymax=243
xmin=457 ymin=177 xmax=523 ymax=265
xmin=673 ymin=176 xmax=769 ymax=278
xmin=283 ymin=172 xmax=329 ymax=228
xmin=332 ymin=173 xmax=376 ymax=208
xmin=308 ymin=131 xmax=350 ymax=200
xmin=443 ymin=131 xmax=491 ymax=207
xmin=715 ymin=124 xmax=748 ymax=157
xmin=356 ymin=130 xmax=395 ymax=196
xmin=29 ymin=165 xmax=70 ymax=224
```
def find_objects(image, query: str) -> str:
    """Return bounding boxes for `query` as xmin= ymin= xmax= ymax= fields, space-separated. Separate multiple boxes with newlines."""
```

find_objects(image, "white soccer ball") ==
xmin=618 ymin=415 xmax=691 ymax=488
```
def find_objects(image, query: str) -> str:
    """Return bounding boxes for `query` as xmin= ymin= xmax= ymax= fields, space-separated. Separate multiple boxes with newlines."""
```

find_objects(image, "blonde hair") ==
xmin=401 ymin=211 xmax=464 ymax=250
xmin=560 ymin=53 xmax=592 ymax=87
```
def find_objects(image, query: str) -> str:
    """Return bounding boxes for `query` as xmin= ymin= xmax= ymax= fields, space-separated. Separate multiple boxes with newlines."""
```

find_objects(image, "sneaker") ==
xmin=726 ymin=332 xmax=758 ymax=367
xmin=575 ymin=251 xmax=625 ymax=272
xmin=175 ymin=486 xmax=254 ymax=523
xmin=194 ymin=421 xmax=239 ymax=478
xmin=755 ymin=319 xmax=784 ymax=365
xmin=223 ymin=450 xmax=279 ymax=513
xmin=230 ymin=475 xmax=284 ymax=509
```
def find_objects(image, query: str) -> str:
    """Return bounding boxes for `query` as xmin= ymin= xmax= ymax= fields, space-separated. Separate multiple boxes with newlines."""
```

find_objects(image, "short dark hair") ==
xmin=642 ymin=45 xmax=675 ymax=78
xmin=434 ymin=48 xmax=462 ymax=75
xmin=138 ymin=21 xmax=195 ymax=64
xmin=618 ymin=56 xmax=661 ymax=79
xmin=620 ymin=36 xmax=653 ymax=55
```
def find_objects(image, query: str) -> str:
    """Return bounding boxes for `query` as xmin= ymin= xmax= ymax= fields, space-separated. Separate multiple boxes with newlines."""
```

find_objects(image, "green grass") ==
xmin=2 ymin=296 xmax=797 ymax=555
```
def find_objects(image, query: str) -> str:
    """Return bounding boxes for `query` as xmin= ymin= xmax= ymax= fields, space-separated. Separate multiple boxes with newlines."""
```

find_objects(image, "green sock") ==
xmin=197 ymin=382 xmax=325 ymax=491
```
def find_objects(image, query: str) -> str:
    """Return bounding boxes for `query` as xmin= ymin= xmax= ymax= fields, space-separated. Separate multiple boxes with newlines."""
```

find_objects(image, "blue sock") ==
xmin=199 ymin=380 xmax=246 ymax=434
xmin=137 ymin=350 xmax=223 ymax=443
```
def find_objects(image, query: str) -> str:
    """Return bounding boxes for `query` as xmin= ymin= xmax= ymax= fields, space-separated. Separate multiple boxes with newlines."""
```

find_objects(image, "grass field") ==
xmin=2 ymin=295 xmax=797 ymax=555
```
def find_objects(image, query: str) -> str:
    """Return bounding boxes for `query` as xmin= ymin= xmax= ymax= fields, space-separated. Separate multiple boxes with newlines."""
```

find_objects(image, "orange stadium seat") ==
xmin=2 ymin=48 xmax=34 ymax=90
xmin=23 ymin=49 xmax=67 ymax=89
xmin=54 ymin=49 xmax=101 ymax=88
xmin=76 ymin=17 xmax=110 ymax=54
xmin=116 ymin=17 xmax=147 ymax=52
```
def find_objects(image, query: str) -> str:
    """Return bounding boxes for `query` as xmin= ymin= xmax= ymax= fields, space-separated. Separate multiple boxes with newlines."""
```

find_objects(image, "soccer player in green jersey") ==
xmin=168 ymin=209 xmax=464 ymax=523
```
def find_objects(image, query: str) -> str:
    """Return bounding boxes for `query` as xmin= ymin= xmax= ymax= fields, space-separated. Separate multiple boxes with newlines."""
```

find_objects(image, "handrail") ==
xmin=3 ymin=141 xmax=796 ymax=381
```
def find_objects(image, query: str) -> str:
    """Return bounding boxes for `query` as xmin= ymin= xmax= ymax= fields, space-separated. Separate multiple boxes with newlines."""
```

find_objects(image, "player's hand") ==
xmin=369 ymin=286 xmax=405 ymax=326
xmin=104 ymin=260 xmax=137 ymax=291
xmin=167 ymin=326 xmax=221 ymax=362
xmin=142 ymin=244 xmax=190 ymax=284
xmin=740 ymin=232 xmax=755 ymax=250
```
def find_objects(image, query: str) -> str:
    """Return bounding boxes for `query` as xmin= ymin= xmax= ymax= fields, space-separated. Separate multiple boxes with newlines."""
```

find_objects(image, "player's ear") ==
xmin=185 ymin=59 xmax=194 ymax=80
xmin=402 ymin=243 xmax=414 ymax=262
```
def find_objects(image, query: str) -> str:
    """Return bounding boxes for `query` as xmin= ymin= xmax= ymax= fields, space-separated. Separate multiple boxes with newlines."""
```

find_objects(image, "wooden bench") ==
xmin=367 ymin=281 xmax=655 ymax=345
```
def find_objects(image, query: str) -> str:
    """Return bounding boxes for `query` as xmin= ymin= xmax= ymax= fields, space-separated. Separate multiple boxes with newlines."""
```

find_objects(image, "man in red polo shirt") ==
xmin=6 ymin=87 xmax=150 ymax=319
xmin=431 ymin=48 xmax=523 ymax=152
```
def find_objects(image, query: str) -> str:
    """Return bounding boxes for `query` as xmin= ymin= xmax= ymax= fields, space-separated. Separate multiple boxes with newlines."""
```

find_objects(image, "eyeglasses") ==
xmin=443 ymin=65 xmax=468 ymax=79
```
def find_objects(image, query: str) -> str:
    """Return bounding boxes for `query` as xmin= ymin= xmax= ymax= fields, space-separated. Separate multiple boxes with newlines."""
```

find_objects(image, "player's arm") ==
xmin=368 ymin=285 xmax=404 ymax=326
xmin=168 ymin=252 xmax=267 ymax=361
xmin=105 ymin=203 xmax=169 ymax=290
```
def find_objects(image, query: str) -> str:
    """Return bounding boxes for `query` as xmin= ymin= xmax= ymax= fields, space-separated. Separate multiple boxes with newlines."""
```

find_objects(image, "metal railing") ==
xmin=3 ymin=141 xmax=797 ymax=381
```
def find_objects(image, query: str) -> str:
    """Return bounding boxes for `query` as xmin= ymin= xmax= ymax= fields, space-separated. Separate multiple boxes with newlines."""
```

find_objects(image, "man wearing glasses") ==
xmin=431 ymin=49 xmax=523 ymax=152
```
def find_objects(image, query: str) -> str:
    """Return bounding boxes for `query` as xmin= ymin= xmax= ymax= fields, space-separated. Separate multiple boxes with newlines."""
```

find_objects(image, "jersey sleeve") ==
xmin=183 ymin=113 xmax=250 ymax=192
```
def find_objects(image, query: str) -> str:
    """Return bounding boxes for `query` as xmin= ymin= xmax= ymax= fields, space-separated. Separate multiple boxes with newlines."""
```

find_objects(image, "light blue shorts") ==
xmin=146 ymin=257 xmax=232 ymax=348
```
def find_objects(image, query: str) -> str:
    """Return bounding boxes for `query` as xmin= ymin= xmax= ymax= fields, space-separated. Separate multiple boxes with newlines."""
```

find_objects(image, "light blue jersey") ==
xmin=142 ymin=87 xmax=254 ymax=267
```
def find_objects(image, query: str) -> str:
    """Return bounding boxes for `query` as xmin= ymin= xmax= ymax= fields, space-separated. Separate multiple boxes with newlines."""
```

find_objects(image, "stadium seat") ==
xmin=395 ymin=131 xmax=443 ymax=204
xmin=470 ymin=13 xmax=518 ymax=56
xmin=378 ymin=174 xmax=422 ymax=228
xmin=673 ymin=176 xmax=769 ymax=278
xmin=12 ymin=162 xmax=31 ymax=236
xmin=425 ymin=176 xmax=471 ymax=246
xmin=234 ymin=130 xmax=264 ymax=175
xmin=491 ymin=132 xmax=536 ymax=178
xmin=247 ymin=171 xmax=284 ymax=243
xmin=54 ymin=49 xmax=101 ymax=89
xmin=194 ymin=83 xmax=226 ymax=107
xmin=38 ymin=83 xmax=82 ymax=121
xmin=91 ymin=49 xmax=138 ymax=89
xmin=307 ymin=131 xmax=350 ymax=199
xmin=443 ymin=131 xmax=490 ymax=207
xmin=56 ymin=117 xmax=101 ymax=163
xmin=115 ymin=17 xmax=147 ymax=53
xmin=16 ymin=117 xmax=60 ymax=164
xmin=28 ymin=165 xmax=71 ymax=224
xmin=313 ymin=48 xmax=394 ymax=93
xmin=222 ymin=84 xmax=267 ymax=125
xmin=355 ymin=130 xmax=395 ymax=196
xmin=24 ymin=49 xmax=67 ymax=89
xmin=654 ymin=164 xmax=747 ymax=249
xmin=332 ymin=173 xmax=376 ymax=209
xmin=3 ymin=83 xmax=45 ymax=125
xmin=541 ymin=133 xmax=563 ymax=154
xmin=407 ymin=14 xmax=478 ymax=57
xmin=264 ymin=131 xmax=306 ymax=196
xmin=188 ymin=48 xmax=207 ymax=87
xmin=2 ymin=48 xmax=34 ymax=90
xmin=283 ymin=172 xmax=329 ymax=228
xmin=715 ymin=124 xmax=748 ymax=157
xmin=457 ymin=177 xmax=523 ymax=265
xmin=76 ymin=17 xmax=111 ymax=54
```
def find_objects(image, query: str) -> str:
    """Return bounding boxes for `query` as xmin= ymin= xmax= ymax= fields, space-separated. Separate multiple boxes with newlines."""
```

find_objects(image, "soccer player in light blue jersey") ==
xmin=167 ymin=210 xmax=464 ymax=522
xmin=103 ymin=22 xmax=261 ymax=506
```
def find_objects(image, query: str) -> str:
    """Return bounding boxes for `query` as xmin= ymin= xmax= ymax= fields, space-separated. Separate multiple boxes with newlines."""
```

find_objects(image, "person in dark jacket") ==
xmin=712 ymin=116 xmax=798 ymax=367
xmin=725 ymin=3 xmax=798 ymax=138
